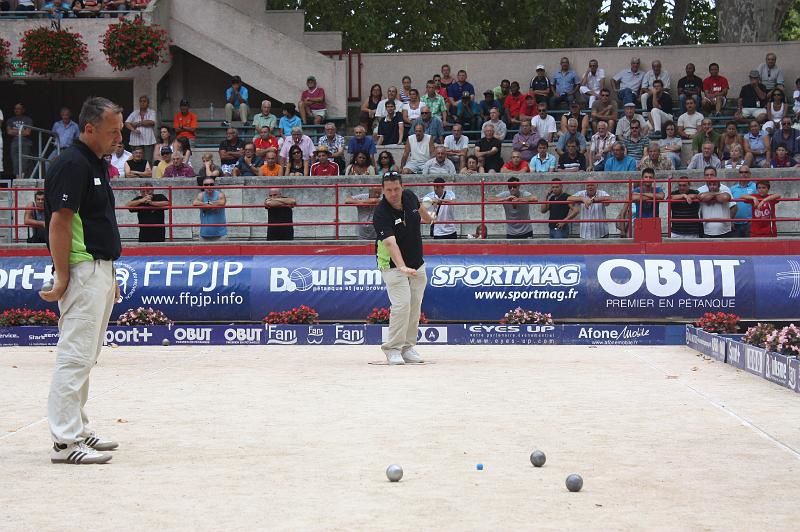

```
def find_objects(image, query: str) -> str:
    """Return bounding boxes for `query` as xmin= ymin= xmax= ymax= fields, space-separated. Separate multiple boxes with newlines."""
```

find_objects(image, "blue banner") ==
xmin=0 ymin=255 xmax=797 ymax=322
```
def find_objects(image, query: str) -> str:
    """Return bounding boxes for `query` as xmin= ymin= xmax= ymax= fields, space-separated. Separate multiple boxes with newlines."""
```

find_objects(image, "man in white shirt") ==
xmin=756 ymin=52 xmax=785 ymax=92
xmin=613 ymin=57 xmax=644 ymax=106
xmin=531 ymin=102 xmax=557 ymax=143
xmin=677 ymin=97 xmax=704 ymax=139
xmin=423 ymin=177 xmax=458 ymax=239
xmin=443 ymin=123 xmax=469 ymax=170
xmin=698 ymin=178 xmax=736 ymax=237
xmin=375 ymin=86 xmax=401 ymax=120
xmin=422 ymin=146 xmax=456 ymax=175
xmin=110 ymin=142 xmax=132 ymax=176
xmin=124 ymin=95 xmax=157 ymax=153
xmin=616 ymin=103 xmax=650 ymax=138
xmin=640 ymin=59 xmax=672 ymax=110
xmin=579 ymin=59 xmax=605 ymax=109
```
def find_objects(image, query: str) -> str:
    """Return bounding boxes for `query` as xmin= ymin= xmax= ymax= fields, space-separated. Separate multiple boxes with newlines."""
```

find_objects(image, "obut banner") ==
xmin=0 ymin=255 xmax=795 ymax=321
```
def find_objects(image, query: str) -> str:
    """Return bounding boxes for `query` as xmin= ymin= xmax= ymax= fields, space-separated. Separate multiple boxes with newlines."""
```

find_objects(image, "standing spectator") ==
xmin=346 ymin=126 xmax=377 ymax=167
xmin=771 ymin=118 xmax=800 ymax=163
xmin=688 ymin=142 xmax=722 ymax=170
xmin=422 ymin=146 xmax=456 ymax=175
xmin=264 ymin=188 xmax=296 ymax=241
xmin=376 ymin=100 xmax=404 ymax=146
xmin=628 ymin=168 xmax=665 ymax=222
xmin=413 ymin=105 xmax=445 ymax=143
xmin=254 ymin=126 xmax=279 ymax=159
xmin=223 ymin=75 xmax=249 ymax=127
xmin=512 ymin=121 xmax=540 ymax=162
xmin=423 ymin=177 xmax=458 ymax=239
xmin=345 ymin=186 xmax=382 ymax=240
xmin=310 ymin=145 xmax=339 ymax=176
xmin=616 ymin=102 xmax=650 ymax=138
xmin=640 ymin=60 xmax=671 ymax=110
xmin=637 ymin=141 xmax=673 ymax=171
xmin=541 ymin=178 xmax=571 ymax=239
xmin=531 ymin=102 xmax=557 ymax=143
xmin=252 ymin=100 xmax=277 ymax=138
xmin=376 ymin=150 xmax=399 ymax=176
xmin=299 ymin=75 xmax=327 ymax=125
xmin=259 ymin=148 xmax=282 ymax=177
xmin=360 ymin=84 xmax=383 ymax=131
xmin=173 ymin=99 xmax=197 ymax=143
xmin=669 ymin=177 xmax=701 ymax=238
xmin=278 ymin=103 xmax=302 ymax=138
xmin=622 ymin=120 xmax=649 ymax=161
xmin=698 ymin=180 xmax=735 ymax=238
xmin=645 ymin=80 xmax=673 ymax=133
xmin=568 ymin=181 xmax=611 ymax=239
xmin=279 ymin=127 xmax=314 ymax=167
xmin=529 ymin=65 xmax=552 ymax=105
xmin=501 ymin=150 xmax=531 ymax=174
xmin=691 ymin=118 xmax=721 ymax=154
xmin=658 ymin=122 xmax=682 ymax=169
xmin=702 ymin=63 xmax=729 ymax=117
xmin=560 ymin=100 xmax=590 ymax=138
xmin=474 ymin=124 xmax=503 ymax=173
xmin=125 ymin=95 xmax=156 ymax=154
xmin=345 ymin=151 xmax=375 ymax=176
xmin=529 ymin=139 xmax=557 ymax=173
xmin=317 ymin=122 xmax=346 ymax=169
xmin=285 ymin=145 xmax=309 ymax=176
xmin=421 ymin=81 xmax=447 ymax=125
xmin=52 ymin=107 xmax=79 ymax=151
xmin=549 ymin=57 xmax=579 ymax=110
xmin=603 ymin=141 xmax=637 ymax=172
xmin=756 ymin=52 xmax=785 ymax=92
xmin=110 ymin=142 xmax=131 ymax=176
xmin=589 ymin=120 xmax=616 ymax=171
xmin=503 ymin=83 xmax=526 ymax=125
xmin=579 ymin=59 xmax=605 ymax=108
xmin=730 ymin=166 xmax=756 ymax=237
xmin=481 ymin=107 xmax=507 ymax=140
xmin=677 ymin=63 xmax=703 ymax=113
xmin=447 ymin=70 xmax=476 ymax=108
xmin=197 ymin=153 xmax=221 ymax=186
xmin=232 ymin=142 xmax=263 ymax=177
xmin=490 ymin=176 xmax=538 ymax=239
xmin=444 ymin=123 xmax=470 ymax=169
xmin=453 ymin=92 xmax=480 ymax=131
xmin=556 ymin=117 xmax=587 ymax=156
xmin=401 ymin=123 xmax=434 ymax=174
xmin=557 ymin=139 xmax=586 ymax=172
xmin=613 ymin=57 xmax=644 ymax=106
xmin=24 ymin=191 xmax=46 ymax=244
xmin=193 ymin=179 xmax=227 ymax=240
xmin=734 ymin=71 xmax=768 ymax=124
xmin=124 ymin=146 xmax=152 ymax=178
xmin=677 ymin=97 xmax=704 ymax=139
xmin=163 ymin=151 xmax=194 ymax=178
xmin=741 ymin=180 xmax=781 ymax=237
xmin=218 ymin=128 xmax=245 ymax=176
xmin=8 ymin=103 xmax=33 ymax=178
xmin=125 ymin=183 xmax=170 ymax=243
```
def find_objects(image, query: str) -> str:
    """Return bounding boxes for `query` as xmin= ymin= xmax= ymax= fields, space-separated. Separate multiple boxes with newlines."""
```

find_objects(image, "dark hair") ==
xmin=289 ymin=145 xmax=303 ymax=158
xmin=385 ymin=99 xmax=397 ymax=108
xmin=382 ymin=171 xmax=402 ymax=185
xmin=465 ymin=154 xmax=479 ymax=167
xmin=433 ymin=177 xmax=446 ymax=184
xmin=370 ymin=83 xmax=383 ymax=98
xmin=282 ymin=102 xmax=297 ymax=116
xmin=756 ymin=180 xmax=771 ymax=189
xmin=35 ymin=190 xmax=45 ymax=197
xmin=507 ymin=176 xmax=520 ymax=183
xmin=78 ymin=96 xmax=122 ymax=132
xmin=703 ymin=166 xmax=717 ymax=175
xmin=709 ymin=62 xmax=719 ymax=69
xmin=551 ymin=178 xmax=562 ymax=182
xmin=458 ymin=69 xmax=467 ymax=76
xmin=537 ymin=139 xmax=549 ymax=148
xmin=771 ymin=88 xmax=785 ymax=100
xmin=641 ymin=167 xmax=655 ymax=177
xmin=402 ymin=75 xmax=411 ymax=83
xmin=350 ymin=151 xmax=369 ymax=166
xmin=652 ymin=79 xmax=663 ymax=87
xmin=726 ymin=120 xmax=738 ymax=129
xmin=662 ymin=120 xmax=676 ymax=136
xmin=501 ymin=79 xmax=510 ymax=85
xmin=378 ymin=150 xmax=395 ymax=168
xmin=177 ymin=137 xmax=191 ymax=154
xmin=409 ymin=89 xmax=419 ymax=97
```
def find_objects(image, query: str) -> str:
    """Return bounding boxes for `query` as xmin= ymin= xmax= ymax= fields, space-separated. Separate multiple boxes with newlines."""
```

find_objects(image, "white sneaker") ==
xmin=51 ymin=441 xmax=112 ymax=465
xmin=385 ymin=351 xmax=405 ymax=365
xmin=83 ymin=431 xmax=119 ymax=451
xmin=401 ymin=348 xmax=424 ymax=363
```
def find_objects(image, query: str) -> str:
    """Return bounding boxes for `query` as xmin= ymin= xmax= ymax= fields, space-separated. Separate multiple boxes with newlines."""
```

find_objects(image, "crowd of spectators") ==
xmin=0 ymin=0 xmax=149 ymax=16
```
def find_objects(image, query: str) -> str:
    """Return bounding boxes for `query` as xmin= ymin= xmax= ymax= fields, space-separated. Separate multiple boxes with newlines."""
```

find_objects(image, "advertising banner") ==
xmin=763 ymin=351 xmax=793 ymax=389
xmin=0 ymin=255 xmax=796 ymax=322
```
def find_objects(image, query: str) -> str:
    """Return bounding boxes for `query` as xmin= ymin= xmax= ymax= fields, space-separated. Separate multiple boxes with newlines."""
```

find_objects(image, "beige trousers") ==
xmin=380 ymin=264 xmax=427 ymax=357
xmin=225 ymin=102 xmax=249 ymax=123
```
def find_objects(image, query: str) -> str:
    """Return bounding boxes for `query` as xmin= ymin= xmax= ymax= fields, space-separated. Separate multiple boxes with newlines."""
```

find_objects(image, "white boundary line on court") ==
xmin=632 ymin=350 xmax=800 ymax=461
xmin=0 ymin=351 xmax=202 ymax=442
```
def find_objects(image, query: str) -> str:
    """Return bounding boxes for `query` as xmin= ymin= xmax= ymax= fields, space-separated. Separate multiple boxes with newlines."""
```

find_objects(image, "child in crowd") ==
xmin=741 ymin=181 xmax=781 ymax=237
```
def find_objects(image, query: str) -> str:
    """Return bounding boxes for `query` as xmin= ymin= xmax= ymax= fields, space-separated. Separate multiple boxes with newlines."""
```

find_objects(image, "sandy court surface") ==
xmin=1 ymin=344 xmax=799 ymax=531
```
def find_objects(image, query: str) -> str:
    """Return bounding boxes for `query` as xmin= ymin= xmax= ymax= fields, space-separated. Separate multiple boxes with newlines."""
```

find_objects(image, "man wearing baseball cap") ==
xmin=529 ymin=65 xmax=552 ymax=105
xmin=735 ymin=70 xmax=768 ymax=124
xmin=223 ymin=75 xmax=249 ymax=127
xmin=299 ymin=75 xmax=327 ymax=125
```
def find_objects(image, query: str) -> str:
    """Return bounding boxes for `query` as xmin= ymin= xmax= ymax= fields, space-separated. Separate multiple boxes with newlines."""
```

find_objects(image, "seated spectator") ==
xmin=669 ymin=177 xmax=701 ymax=238
xmin=252 ymin=100 xmax=277 ymax=138
xmin=467 ymin=224 xmax=489 ymax=239
xmin=692 ymin=118 xmax=720 ymax=154
xmin=398 ymin=75 xmax=413 ymax=104
xmin=558 ymin=139 xmax=586 ymax=172
xmin=24 ymin=191 xmax=46 ymax=244
xmin=376 ymin=150 xmax=399 ymax=176
xmin=422 ymin=145 xmax=455 ymax=175
xmin=193 ymin=179 xmax=228 ymax=241
xmin=560 ymin=100 xmax=590 ymax=138
xmin=254 ymin=126 xmax=279 ymax=159
xmin=284 ymin=145 xmax=309 ymax=176
xmin=623 ymin=120 xmax=649 ymax=161
xmin=345 ymin=186 xmax=382 ymax=240
xmin=374 ymin=86 xmax=399 ymax=120
xmin=125 ymin=183 xmax=170 ymax=243
xmin=163 ymin=151 xmax=194 ymax=178
xmin=474 ymin=124 xmax=504 ymax=173
xmin=579 ymin=59 xmax=605 ymax=108
xmin=435 ymin=68 xmax=452 ymax=97
xmin=124 ymin=146 xmax=152 ymax=178
xmin=590 ymin=89 xmax=618 ymax=133
xmin=480 ymin=90 xmax=502 ymax=123
xmin=73 ymin=0 xmax=101 ymax=16
xmin=403 ymin=89 xmax=423 ymax=127
xmin=223 ymin=75 xmax=249 ymax=127
xmin=176 ymin=137 xmax=192 ymax=165
xmin=640 ymin=60 xmax=671 ymax=111
xmin=15 ymin=0 xmax=37 ymax=12
xmin=376 ymin=100 xmax=404 ymax=145
xmin=698 ymin=179 xmax=735 ymax=237
xmin=735 ymin=71 xmax=768 ymax=124
xmin=413 ymin=105 xmax=445 ymax=143
xmin=549 ymin=57 xmax=579 ymax=109
xmin=447 ymin=70 xmax=476 ymax=108
xmin=103 ymin=154 xmax=119 ymax=178
xmin=299 ymin=75 xmax=326 ymax=125
xmin=279 ymin=127 xmax=314 ymax=166
xmin=345 ymin=151 xmax=376 ymax=176
xmin=556 ymin=117 xmax=587 ymax=156
xmin=360 ymin=83 xmax=383 ymax=131
xmin=518 ymin=94 xmax=539 ymax=123
xmin=232 ymin=143 xmax=263 ymax=177
xmin=793 ymin=77 xmax=800 ymax=115
xmin=645 ymin=79 xmax=673 ymax=133
xmin=603 ymin=142 xmax=637 ymax=172
xmin=503 ymin=82 xmax=526 ymax=125
xmin=589 ymin=120 xmax=616 ymax=171
xmin=529 ymin=65 xmax=552 ymax=105
xmin=763 ymin=88 xmax=787 ymax=134
xmin=103 ymin=0 xmax=127 ymax=10
xmin=152 ymin=146 xmax=169 ymax=178
xmin=613 ymin=57 xmax=644 ymax=106
xmin=741 ymin=180 xmax=781 ymax=237
xmin=489 ymin=176 xmax=539 ymax=239
xmin=259 ymin=148 xmax=282 ymax=177
xmin=110 ymin=142 xmax=131 ymax=176
xmin=688 ymin=142 xmax=722 ymax=170
xmin=771 ymin=145 xmax=798 ymax=168
xmin=531 ymin=103 xmax=557 ymax=143
xmin=444 ymin=124 xmax=469 ymax=170
xmin=153 ymin=126 xmax=176 ymax=166
xmin=702 ymin=63 xmax=729 ymax=116
xmin=219 ymin=128 xmax=245 ymax=176
xmin=616 ymin=103 xmax=650 ymax=138
xmin=718 ymin=121 xmax=744 ymax=161
xmin=540 ymin=178 xmax=572 ymax=239
xmin=677 ymin=62 xmax=703 ymax=114
xmin=461 ymin=155 xmax=481 ymax=175
xmin=317 ymin=122 xmax=345 ymax=168
xmin=453 ymin=92 xmax=480 ymax=131
xmin=512 ymin=121 xmax=540 ymax=162
xmin=568 ymin=181 xmax=611 ymax=239
xmin=421 ymin=80 xmax=447 ymax=125
xmin=771 ymin=118 xmax=800 ymax=163
xmin=278 ymin=103 xmax=302 ymax=137
xmin=264 ymin=188 xmax=296 ymax=241
xmin=423 ymin=177 xmax=458 ymax=239
xmin=530 ymin=139 xmax=556 ymax=172
xmin=131 ymin=0 xmax=150 ymax=10
xmin=197 ymin=153 xmax=221 ymax=186
xmin=677 ymin=97 xmax=704 ymax=139
xmin=347 ymin=126 xmax=377 ymax=167
xmin=658 ymin=122 xmax=683 ymax=169
xmin=402 ymin=123 xmax=434 ymax=174
xmin=310 ymin=145 xmax=339 ymax=176
xmin=757 ymin=52 xmax=785 ymax=92
xmin=743 ymin=120 xmax=771 ymax=168
xmin=481 ymin=107 xmax=507 ymax=140
xmin=730 ymin=167 xmax=756 ymax=237
xmin=637 ymin=141 xmax=673 ymax=171
xmin=173 ymin=99 xmax=198 ymax=143
xmin=493 ymin=79 xmax=511 ymax=102
xmin=501 ymin=150 xmax=531 ymax=174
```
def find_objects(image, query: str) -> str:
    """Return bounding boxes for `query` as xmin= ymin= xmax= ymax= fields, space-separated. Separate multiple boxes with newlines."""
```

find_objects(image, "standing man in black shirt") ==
xmin=541 ymin=178 xmax=572 ymax=238
xmin=126 ymin=183 xmax=170 ymax=242
xmin=40 ymin=97 xmax=123 ymax=465
xmin=264 ymin=187 xmax=297 ymax=241
xmin=669 ymin=176 xmax=701 ymax=238
xmin=373 ymin=172 xmax=432 ymax=365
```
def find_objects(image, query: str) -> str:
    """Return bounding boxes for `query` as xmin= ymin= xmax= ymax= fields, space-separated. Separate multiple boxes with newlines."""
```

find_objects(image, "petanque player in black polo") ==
xmin=40 ymin=97 xmax=123 ymax=465
xmin=373 ymin=172 xmax=433 ymax=364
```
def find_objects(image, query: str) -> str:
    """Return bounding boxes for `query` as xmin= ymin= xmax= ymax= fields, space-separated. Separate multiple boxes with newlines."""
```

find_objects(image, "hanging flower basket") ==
xmin=18 ymin=27 xmax=88 ymax=77
xmin=0 ymin=38 xmax=11 ymax=76
xmin=100 ymin=17 xmax=170 ymax=71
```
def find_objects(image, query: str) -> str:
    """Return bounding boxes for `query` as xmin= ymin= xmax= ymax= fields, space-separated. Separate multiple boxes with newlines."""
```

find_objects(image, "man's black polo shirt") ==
xmin=373 ymin=189 xmax=423 ymax=270
xmin=44 ymin=139 xmax=121 ymax=263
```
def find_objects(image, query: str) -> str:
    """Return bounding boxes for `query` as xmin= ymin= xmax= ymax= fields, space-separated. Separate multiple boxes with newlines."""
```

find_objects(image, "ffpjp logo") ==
xmin=776 ymin=259 xmax=800 ymax=298
xmin=115 ymin=262 xmax=138 ymax=301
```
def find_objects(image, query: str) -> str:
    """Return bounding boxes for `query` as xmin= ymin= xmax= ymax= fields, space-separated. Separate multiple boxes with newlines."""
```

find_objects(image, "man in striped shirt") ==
xmin=568 ymin=181 xmax=612 ymax=239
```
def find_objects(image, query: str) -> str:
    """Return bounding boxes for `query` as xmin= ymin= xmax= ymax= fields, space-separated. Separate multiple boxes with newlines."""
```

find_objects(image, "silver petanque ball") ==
xmin=566 ymin=474 xmax=583 ymax=492
xmin=386 ymin=464 xmax=403 ymax=482
xmin=530 ymin=450 xmax=546 ymax=467
xmin=162 ymin=338 xmax=171 ymax=346
xmin=42 ymin=279 xmax=54 ymax=292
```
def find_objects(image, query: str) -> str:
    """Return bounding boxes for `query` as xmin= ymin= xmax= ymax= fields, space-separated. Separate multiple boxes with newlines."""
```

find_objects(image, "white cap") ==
xmin=535 ymin=65 xmax=545 ymax=71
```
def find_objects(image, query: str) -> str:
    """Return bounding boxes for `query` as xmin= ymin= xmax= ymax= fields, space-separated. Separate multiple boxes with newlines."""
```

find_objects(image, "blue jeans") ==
xmin=618 ymin=88 xmax=636 ymax=106
xmin=733 ymin=223 xmax=751 ymax=238
xmin=549 ymin=226 xmax=570 ymax=239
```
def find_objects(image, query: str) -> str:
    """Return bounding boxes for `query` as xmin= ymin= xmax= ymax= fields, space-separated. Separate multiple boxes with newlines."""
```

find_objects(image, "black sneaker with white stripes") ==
xmin=83 ymin=432 xmax=119 ymax=452
xmin=51 ymin=442 xmax=112 ymax=465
